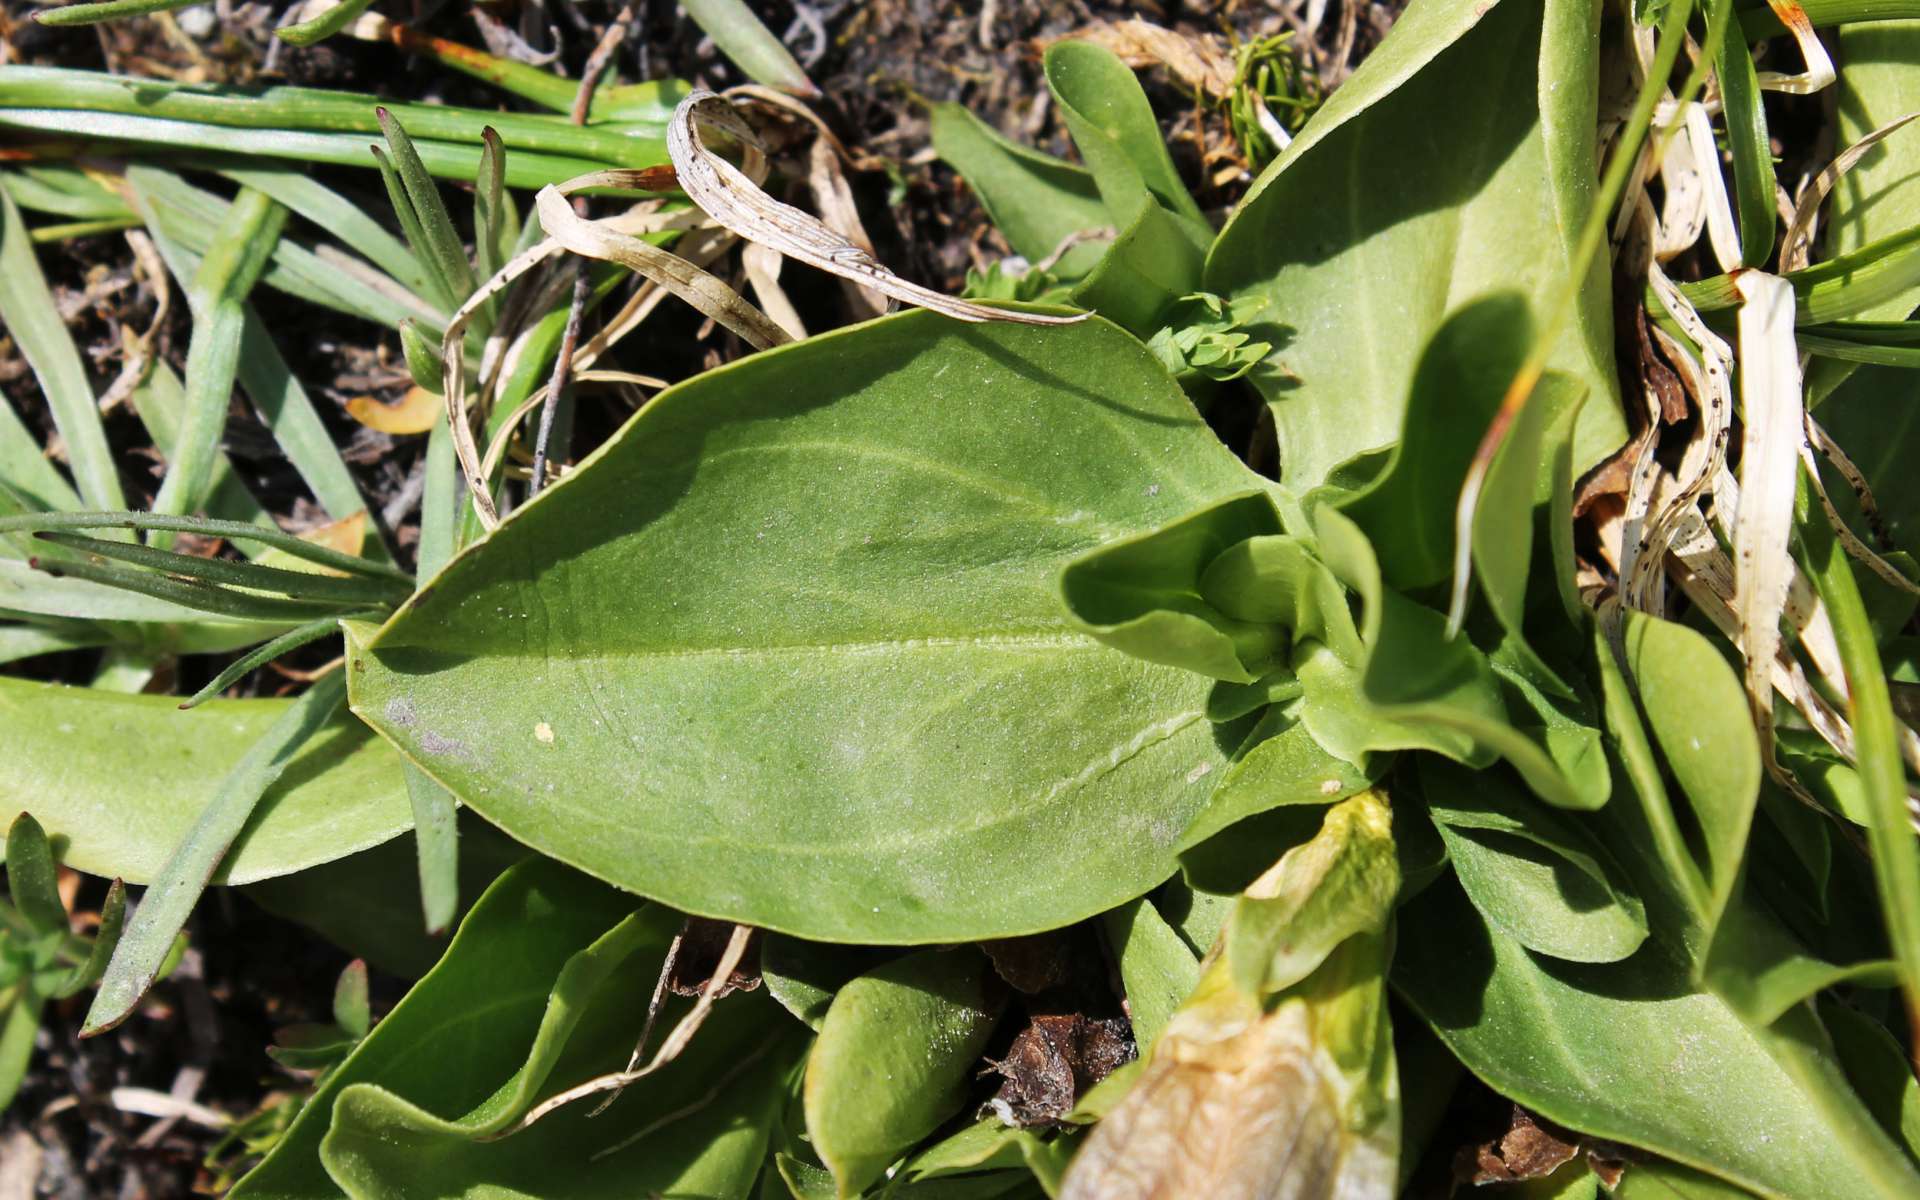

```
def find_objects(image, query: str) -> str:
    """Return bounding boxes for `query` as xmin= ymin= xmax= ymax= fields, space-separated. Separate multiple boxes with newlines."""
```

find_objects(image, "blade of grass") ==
xmin=131 ymin=362 xmax=278 ymax=551
xmin=128 ymin=166 xmax=441 ymax=331
xmin=0 ymin=111 xmax=616 ymax=191
xmin=275 ymin=0 xmax=375 ymax=46
xmin=378 ymin=111 xmax=479 ymax=313
xmin=1800 ymin=466 xmax=1920 ymax=1075
xmin=680 ymin=0 xmax=820 ymax=97
xmin=29 ymin=216 xmax=144 ymax=243
xmin=148 ymin=187 xmax=289 ymax=544
xmin=82 ymin=672 xmax=347 ymax=1035
xmin=0 ymin=68 xmax=669 ymax=165
xmin=370 ymin=146 xmax=456 ymax=314
xmin=235 ymin=319 xmax=391 ymax=561
xmin=1680 ymin=220 xmax=1920 ymax=323
xmin=405 ymin=405 xmax=462 ymax=934
xmin=0 ymin=557 xmax=292 ymax=642
xmin=1712 ymin=0 xmax=1778 ymax=266
xmin=209 ymin=163 xmax=434 ymax=299
xmin=32 ymin=532 xmax=408 ymax=605
xmin=25 ymin=553 xmax=356 ymax=622
xmin=177 ymin=614 xmax=361 ymax=709
xmin=0 ymin=513 xmax=408 ymax=580
xmin=125 ymin=193 xmax=396 ymax=560
xmin=1 ymin=164 xmax=133 ymax=221
xmin=343 ymin=12 xmax=688 ymax=121
xmin=0 ymin=989 xmax=45 ymax=1112
xmin=6 ymin=813 xmax=69 ymax=936
xmin=0 ymin=391 xmax=82 ymax=514
xmin=31 ymin=0 xmax=200 ymax=25
xmin=0 ymin=189 xmax=125 ymax=513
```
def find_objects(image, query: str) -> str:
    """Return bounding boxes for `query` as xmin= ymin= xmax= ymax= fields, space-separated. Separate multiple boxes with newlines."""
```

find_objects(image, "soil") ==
xmin=0 ymin=1 xmax=1420 ymax=1193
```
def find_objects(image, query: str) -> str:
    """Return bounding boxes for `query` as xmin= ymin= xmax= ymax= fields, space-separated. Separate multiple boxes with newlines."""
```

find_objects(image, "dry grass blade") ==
xmin=1754 ymin=0 xmax=1836 ymax=95
xmin=96 ymin=228 xmax=171 ymax=416
xmin=1623 ymin=259 xmax=1734 ymax=609
xmin=1784 ymin=113 xmax=1920 ymax=273
xmin=1798 ymin=439 xmax=1920 ymax=596
xmin=1731 ymin=271 xmax=1805 ymax=764
xmin=667 ymin=90 xmax=1086 ymax=326
xmin=537 ymin=175 xmax=793 ymax=350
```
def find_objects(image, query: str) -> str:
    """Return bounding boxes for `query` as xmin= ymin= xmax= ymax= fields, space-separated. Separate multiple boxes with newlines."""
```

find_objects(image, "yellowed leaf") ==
xmin=346 ymin=386 xmax=441 ymax=435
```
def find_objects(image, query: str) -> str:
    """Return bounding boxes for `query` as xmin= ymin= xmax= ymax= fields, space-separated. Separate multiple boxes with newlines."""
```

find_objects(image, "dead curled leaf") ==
xmin=1459 ymin=1105 xmax=1580 ymax=1184
xmin=985 ymin=1011 xmax=1136 ymax=1128
xmin=667 ymin=90 xmax=1086 ymax=327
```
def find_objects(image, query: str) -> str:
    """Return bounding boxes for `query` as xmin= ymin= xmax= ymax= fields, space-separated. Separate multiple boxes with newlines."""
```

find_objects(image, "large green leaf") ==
xmin=1398 ymin=881 xmax=1920 ymax=1199
xmin=348 ymin=312 xmax=1262 ymax=943
xmin=0 ymin=676 xmax=411 ymax=884
xmin=236 ymin=858 xmax=800 ymax=1199
xmin=1206 ymin=0 xmax=1623 ymax=493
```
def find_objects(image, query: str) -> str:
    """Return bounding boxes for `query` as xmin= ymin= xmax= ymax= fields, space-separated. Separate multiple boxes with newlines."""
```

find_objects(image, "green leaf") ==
xmin=1101 ymin=897 xmax=1199 ymax=1053
xmin=1709 ymin=1 xmax=1776 ymax=268
xmin=1207 ymin=0 xmax=1624 ymax=493
xmin=6 ymin=812 xmax=69 ymax=936
xmin=1293 ymin=521 xmax=1601 ymax=808
xmin=1614 ymin=609 xmax=1762 ymax=931
xmin=892 ymin=1119 xmax=1075 ymax=1195
xmin=0 ymin=675 xmax=412 ymax=886
xmin=1059 ymin=491 xmax=1287 ymax=683
xmin=761 ymin=935 xmax=892 ymax=1032
xmin=805 ymin=947 xmax=1007 ymax=1197
xmin=681 ymin=0 xmax=819 ymax=96
xmin=1823 ymin=1000 xmax=1920 ymax=1159
xmin=1225 ymin=791 xmax=1398 ymax=997
xmin=348 ymin=313 xmax=1262 ymax=943
xmin=86 ymin=673 xmax=348 ymax=1034
xmin=1420 ymin=758 xmax=1648 ymax=963
xmin=1339 ymin=293 xmax=1530 ymax=590
xmin=1398 ymin=880 xmax=1920 ymax=1199
xmin=1610 ymin=1159 xmax=1763 ymax=1200
xmin=1473 ymin=372 xmax=1588 ymax=668
xmin=239 ymin=858 xmax=798 ymax=1199
xmin=1700 ymin=884 xmax=1896 ymax=1027
xmin=1068 ymin=205 xmax=1204 ymax=336
xmin=1173 ymin=704 xmax=1377 ymax=853
xmin=1042 ymin=41 xmax=1208 ymax=240
xmin=149 ymin=187 xmax=289 ymax=540
xmin=927 ymin=104 xmax=1110 ymax=279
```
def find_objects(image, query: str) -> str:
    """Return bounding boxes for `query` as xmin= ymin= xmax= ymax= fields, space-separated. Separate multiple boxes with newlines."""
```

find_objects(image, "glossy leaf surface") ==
xmin=349 ymin=313 xmax=1261 ymax=943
